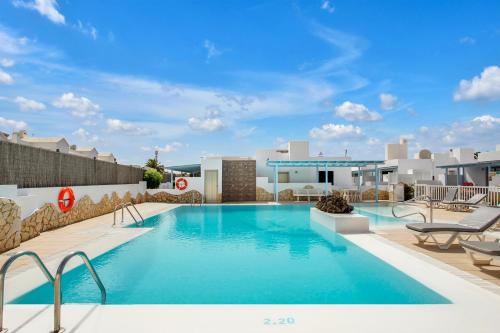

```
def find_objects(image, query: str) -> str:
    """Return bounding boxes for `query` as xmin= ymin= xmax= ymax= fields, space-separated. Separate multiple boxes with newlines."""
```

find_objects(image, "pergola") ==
xmin=266 ymin=160 xmax=385 ymax=202
xmin=437 ymin=160 xmax=500 ymax=186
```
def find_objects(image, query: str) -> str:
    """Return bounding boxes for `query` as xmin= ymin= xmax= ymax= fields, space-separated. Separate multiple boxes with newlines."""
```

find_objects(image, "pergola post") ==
xmin=357 ymin=166 xmax=361 ymax=192
xmin=375 ymin=164 xmax=379 ymax=202
xmin=324 ymin=163 xmax=329 ymax=195
xmin=274 ymin=165 xmax=279 ymax=202
xmin=486 ymin=166 xmax=491 ymax=186
xmin=444 ymin=167 xmax=448 ymax=186
xmin=456 ymin=167 xmax=460 ymax=186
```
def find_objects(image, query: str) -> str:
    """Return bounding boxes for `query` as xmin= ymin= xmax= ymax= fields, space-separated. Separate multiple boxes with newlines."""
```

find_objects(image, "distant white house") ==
xmin=98 ymin=152 xmax=116 ymax=163
xmin=0 ymin=131 xmax=8 ymax=142
xmin=10 ymin=130 xmax=70 ymax=153
xmin=69 ymin=145 xmax=98 ymax=159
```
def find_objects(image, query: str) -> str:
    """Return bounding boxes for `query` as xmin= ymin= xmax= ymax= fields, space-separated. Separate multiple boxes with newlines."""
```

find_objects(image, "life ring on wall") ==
xmin=58 ymin=187 xmax=75 ymax=213
xmin=175 ymin=178 xmax=188 ymax=191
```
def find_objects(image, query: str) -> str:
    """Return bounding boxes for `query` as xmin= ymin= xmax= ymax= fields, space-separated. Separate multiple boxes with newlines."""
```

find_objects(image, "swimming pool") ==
xmin=13 ymin=205 xmax=448 ymax=304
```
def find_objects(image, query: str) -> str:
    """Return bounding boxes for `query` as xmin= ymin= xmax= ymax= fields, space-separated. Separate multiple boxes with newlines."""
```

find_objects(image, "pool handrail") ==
xmin=113 ymin=202 xmax=144 ymax=226
xmin=392 ymin=195 xmax=434 ymax=223
xmin=0 ymin=251 xmax=55 ymax=332
xmin=53 ymin=251 xmax=106 ymax=333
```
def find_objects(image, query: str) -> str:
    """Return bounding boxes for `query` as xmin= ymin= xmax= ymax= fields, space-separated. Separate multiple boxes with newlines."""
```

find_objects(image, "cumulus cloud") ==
xmin=472 ymin=114 xmax=500 ymax=128
xmin=14 ymin=96 xmax=46 ymax=111
xmin=12 ymin=0 xmax=65 ymax=25
xmin=309 ymin=123 xmax=363 ymax=140
xmin=155 ymin=142 xmax=185 ymax=153
xmin=0 ymin=58 xmax=15 ymax=67
xmin=454 ymin=66 xmax=500 ymax=101
xmin=72 ymin=128 xmax=99 ymax=143
xmin=188 ymin=117 xmax=226 ymax=132
xmin=0 ymin=116 xmax=27 ymax=131
xmin=106 ymin=118 xmax=153 ymax=135
xmin=53 ymin=92 xmax=100 ymax=117
xmin=321 ymin=0 xmax=335 ymax=13
xmin=334 ymin=101 xmax=381 ymax=121
xmin=379 ymin=93 xmax=397 ymax=111
xmin=203 ymin=39 xmax=222 ymax=63
xmin=0 ymin=69 xmax=13 ymax=84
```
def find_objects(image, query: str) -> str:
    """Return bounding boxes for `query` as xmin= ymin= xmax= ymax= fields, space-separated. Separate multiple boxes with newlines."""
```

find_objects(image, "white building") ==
xmin=69 ymin=145 xmax=99 ymax=159
xmin=98 ymin=152 xmax=117 ymax=163
xmin=10 ymin=130 xmax=70 ymax=153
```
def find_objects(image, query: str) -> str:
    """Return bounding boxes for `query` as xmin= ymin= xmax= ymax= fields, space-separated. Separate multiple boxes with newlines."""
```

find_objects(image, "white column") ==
xmin=324 ymin=163 xmax=329 ymax=195
xmin=375 ymin=165 xmax=379 ymax=202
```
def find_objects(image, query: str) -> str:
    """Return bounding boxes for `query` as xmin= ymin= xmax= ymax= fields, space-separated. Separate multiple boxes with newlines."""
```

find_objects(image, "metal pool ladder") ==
xmin=391 ymin=195 xmax=433 ymax=223
xmin=53 ymin=251 xmax=106 ymax=333
xmin=113 ymin=202 xmax=145 ymax=226
xmin=0 ymin=250 xmax=106 ymax=333
xmin=0 ymin=251 xmax=55 ymax=332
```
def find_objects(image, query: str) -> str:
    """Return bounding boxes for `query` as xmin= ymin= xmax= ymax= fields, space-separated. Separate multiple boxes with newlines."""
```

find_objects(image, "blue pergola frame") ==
xmin=266 ymin=160 xmax=385 ymax=203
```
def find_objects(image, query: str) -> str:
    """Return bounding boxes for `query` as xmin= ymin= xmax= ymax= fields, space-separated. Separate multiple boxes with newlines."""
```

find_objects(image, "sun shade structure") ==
xmin=266 ymin=160 xmax=385 ymax=202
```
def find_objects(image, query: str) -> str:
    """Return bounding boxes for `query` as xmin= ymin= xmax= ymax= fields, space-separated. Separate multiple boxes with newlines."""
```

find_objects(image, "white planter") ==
xmin=310 ymin=207 xmax=370 ymax=234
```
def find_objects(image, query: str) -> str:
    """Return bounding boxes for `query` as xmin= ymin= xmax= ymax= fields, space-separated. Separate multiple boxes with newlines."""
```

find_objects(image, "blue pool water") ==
xmin=13 ymin=205 xmax=449 ymax=304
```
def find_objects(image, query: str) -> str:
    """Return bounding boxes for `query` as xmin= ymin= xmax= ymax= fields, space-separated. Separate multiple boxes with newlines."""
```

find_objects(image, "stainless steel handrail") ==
xmin=391 ymin=195 xmax=434 ymax=223
xmin=0 ymin=251 xmax=54 ymax=332
xmin=113 ymin=202 xmax=144 ymax=226
xmin=53 ymin=251 xmax=106 ymax=333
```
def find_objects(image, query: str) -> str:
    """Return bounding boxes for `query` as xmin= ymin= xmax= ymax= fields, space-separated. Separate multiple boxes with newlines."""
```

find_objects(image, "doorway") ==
xmin=204 ymin=170 xmax=218 ymax=203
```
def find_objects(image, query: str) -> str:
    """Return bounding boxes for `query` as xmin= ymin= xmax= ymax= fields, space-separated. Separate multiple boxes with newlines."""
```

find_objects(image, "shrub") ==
xmin=316 ymin=193 xmax=354 ymax=214
xmin=144 ymin=169 xmax=162 ymax=189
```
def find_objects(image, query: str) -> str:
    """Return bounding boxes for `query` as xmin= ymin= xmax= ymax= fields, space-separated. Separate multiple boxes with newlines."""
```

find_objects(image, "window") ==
xmin=318 ymin=171 xmax=334 ymax=185
xmin=278 ymin=172 xmax=289 ymax=183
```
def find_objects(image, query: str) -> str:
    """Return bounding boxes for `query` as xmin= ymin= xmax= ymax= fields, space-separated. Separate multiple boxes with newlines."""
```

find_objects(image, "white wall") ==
xmin=0 ymin=182 xmax=147 ymax=219
xmin=200 ymin=158 xmax=223 ymax=196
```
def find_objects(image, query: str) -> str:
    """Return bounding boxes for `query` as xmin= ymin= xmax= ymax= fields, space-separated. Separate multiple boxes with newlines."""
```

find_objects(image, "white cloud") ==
xmin=419 ymin=126 xmax=429 ymax=133
xmin=367 ymin=137 xmax=380 ymax=145
xmin=188 ymin=117 xmax=226 ymax=132
xmin=0 ymin=69 xmax=13 ymax=84
xmin=0 ymin=58 xmax=15 ymax=67
xmin=106 ymin=118 xmax=153 ymax=135
xmin=334 ymin=101 xmax=381 ymax=121
xmin=155 ymin=142 xmax=185 ymax=153
xmin=379 ymin=93 xmax=397 ymax=111
xmin=203 ymin=39 xmax=222 ymax=62
xmin=321 ymin=0 xmax=335 ymax=13
xmin=14 ymin=96 xmax=46 ymax=111
xmin=53 ymin=92 xmax=100 ymax=117
xmin=72 ymin=128 xmax=99 ymax=143
xmin=0 ymin=116 xmax=27 ymax=131
xmin=74 ymin=20 xmax=98 ymax=40
xmin=12 ymin=0 xmax=66 ymax=25
xmin=459 ymin=36 xmax=475 ymax=45
xmin=309 ymin=123 xmax=363 ymax=140
xmin=454 ymin=66 xmax=500 ymax=101
xmin=472 ymin=114 xmax=500 ymax=128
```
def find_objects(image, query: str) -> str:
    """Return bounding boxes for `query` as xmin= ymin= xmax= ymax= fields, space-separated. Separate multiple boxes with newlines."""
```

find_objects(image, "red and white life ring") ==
xmin=175 ymin=178 xmax=188 ymax=191
xmin=58 ymin=187 xmax=75 ymax=213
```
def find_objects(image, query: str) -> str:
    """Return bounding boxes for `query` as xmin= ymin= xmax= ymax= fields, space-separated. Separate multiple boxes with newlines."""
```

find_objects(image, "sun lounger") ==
xmin=405 ymin=206 xmax=500 ymax=249
xmin=435 ymin=188 xmax=458 ymax=208
xmin=460 ymin=240 xmax=500 ymax=265
xmin=443 ymin=193 xmax=487 ymax=211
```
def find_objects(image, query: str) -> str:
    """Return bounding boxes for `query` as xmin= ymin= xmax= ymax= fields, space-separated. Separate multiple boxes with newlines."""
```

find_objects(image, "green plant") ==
xmin=145 ymin=158 xmax=165 ymax=173
xmin=144 ymin=169 xmax=163 ymax=189
xmin=316 ymin=193 xmax=354 ymax=214
xmin=403 ymin=183 xmax=414 ymax=201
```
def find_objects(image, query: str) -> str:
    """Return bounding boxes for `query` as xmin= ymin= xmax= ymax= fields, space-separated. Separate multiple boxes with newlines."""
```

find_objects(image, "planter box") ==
xmin=310 ymin=207 xmax=369 ymax=234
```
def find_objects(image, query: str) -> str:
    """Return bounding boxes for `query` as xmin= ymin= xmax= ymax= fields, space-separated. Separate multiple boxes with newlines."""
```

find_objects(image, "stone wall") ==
xmin=0 ymin=198 xmax=22 ymax=252
xmin=0 ymin=189 xmax=204 ymax=253
xmin=361 ymin=188 xmax=390 ymax=201
xmin=222 ymin=160 xmax=256 ymax=202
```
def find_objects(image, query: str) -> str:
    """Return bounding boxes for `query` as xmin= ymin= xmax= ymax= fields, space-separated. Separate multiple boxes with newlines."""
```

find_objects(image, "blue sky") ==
xmin=0 ymin=0 xmax=499 ymax=166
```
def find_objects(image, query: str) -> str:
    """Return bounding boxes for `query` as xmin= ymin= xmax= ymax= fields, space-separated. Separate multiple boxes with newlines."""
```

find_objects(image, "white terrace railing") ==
xmin=414 ymin=184 xmax=500 ymax=206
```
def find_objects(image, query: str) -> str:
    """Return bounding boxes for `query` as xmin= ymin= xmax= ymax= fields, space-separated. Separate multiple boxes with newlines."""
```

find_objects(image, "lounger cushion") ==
xmin=406 ymin=223 xmax=478 ymax=233
xmin=458 ymin=207 xmax=500 ymax=231
xmin=460 ymin=241 xmax=500 ymax=256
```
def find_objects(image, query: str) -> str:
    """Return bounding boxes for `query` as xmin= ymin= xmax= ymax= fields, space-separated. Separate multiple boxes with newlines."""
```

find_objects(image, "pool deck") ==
xmin=2 ymin=203 xmax=500 ymax=332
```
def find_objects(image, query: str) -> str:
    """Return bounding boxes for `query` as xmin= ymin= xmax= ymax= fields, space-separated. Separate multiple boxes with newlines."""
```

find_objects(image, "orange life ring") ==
xmin=175 ymin=178 xmax=188 ymax=191
xmin=58 ymin=187 xmax=75 ymax=213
